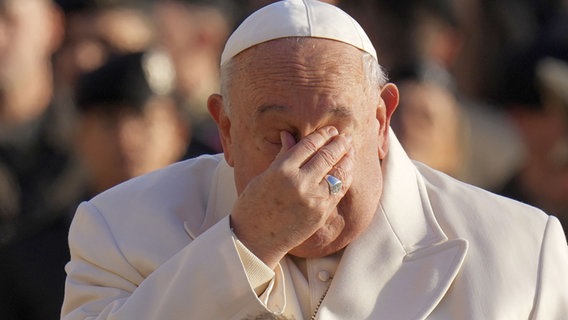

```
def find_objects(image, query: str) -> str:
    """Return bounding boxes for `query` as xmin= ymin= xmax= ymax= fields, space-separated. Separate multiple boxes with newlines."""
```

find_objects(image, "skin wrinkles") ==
xmin=209 ymin=37 xmax=399 ymax=263
xmin=255 ymin=104 xmax=354 ymax=118
xmin=254 ymin=104 xmax=355 ymax=144
xmin=251 ymin=41 xmax=371 ymax=256
xmin=241 ymin=49 xmax=364 ymax=152
xmin=239 ymin=40 xmax=362 ymax=96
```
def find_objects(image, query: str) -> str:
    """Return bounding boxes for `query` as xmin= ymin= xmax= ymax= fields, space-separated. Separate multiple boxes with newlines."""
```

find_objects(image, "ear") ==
xmin=377 ymin=83 xmax=399 ymax=159
xmin=207 ymin=94 xmax=234 ymax=166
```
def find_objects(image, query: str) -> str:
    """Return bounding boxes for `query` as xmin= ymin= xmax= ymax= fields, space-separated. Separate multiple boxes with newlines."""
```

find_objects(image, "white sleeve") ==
xmin=530 ymin=216 xmax=568 ymax=319
xmin=233 ymin=238 xmax=287 ymax=313
xmin=62 ymin=202 xmax=284 ymax=319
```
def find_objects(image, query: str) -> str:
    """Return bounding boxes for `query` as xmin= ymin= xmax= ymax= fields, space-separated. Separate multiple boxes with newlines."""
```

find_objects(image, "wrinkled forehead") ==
xmin=240 ymin=36 xmax=364 ymax=61
xmin=231 ymin=37 xmax=366 ymax=84
xmin=226 ymin=38 xmax=369 ymax=117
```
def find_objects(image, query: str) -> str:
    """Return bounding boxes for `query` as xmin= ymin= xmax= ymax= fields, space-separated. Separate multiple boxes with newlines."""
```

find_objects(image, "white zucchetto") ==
xmin=220 ymin=0 xmax=377 ymax=66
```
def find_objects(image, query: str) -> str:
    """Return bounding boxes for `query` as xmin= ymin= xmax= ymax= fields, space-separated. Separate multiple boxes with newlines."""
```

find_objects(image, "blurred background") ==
xmin=0 ymin=0 xmax=566 ymax=319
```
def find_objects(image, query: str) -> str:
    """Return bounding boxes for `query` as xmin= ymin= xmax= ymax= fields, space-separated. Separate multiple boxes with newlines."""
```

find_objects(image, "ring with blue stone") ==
xmin=325 ymin=174 xmax=342 ymax=195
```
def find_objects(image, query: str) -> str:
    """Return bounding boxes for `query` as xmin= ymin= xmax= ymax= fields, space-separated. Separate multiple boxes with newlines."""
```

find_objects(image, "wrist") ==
xmin=230 ymin=218 xmax=287 ymax=269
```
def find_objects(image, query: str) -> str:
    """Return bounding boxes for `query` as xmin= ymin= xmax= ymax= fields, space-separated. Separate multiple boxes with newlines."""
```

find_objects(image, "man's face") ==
xmin=218 ymin=38 xmax=397 ymax=257
xmin=0 ymin=0 xmax=57 ymax=104
xmin=54 ymin=7 xmax=154 ymax=89
xmin=393 ymin=80 xmax=463 ymax=176
xmin=523 ymin=90 xmax=568 ymax=215
xmin=76 ymin=99 xmax=187 ymax=193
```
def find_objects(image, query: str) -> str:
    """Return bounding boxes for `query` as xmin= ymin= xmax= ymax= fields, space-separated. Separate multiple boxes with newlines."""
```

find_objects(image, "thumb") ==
xmin=278 ymin=131 xmax=296 ymax=154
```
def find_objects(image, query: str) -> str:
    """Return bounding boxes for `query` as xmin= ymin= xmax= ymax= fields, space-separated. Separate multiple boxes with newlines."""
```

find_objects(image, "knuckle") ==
xmin=305 ymin=201 xmax=326 ymax=220
xmin=315 ymin=147 xmax=338 ymax=169
xmin=299 ymin=129 xmax=329 ymax=154
xmin=331 ymin=166 xmax=346 ymax=180
xmin=302 ymin=138 xmax=319 ymax=154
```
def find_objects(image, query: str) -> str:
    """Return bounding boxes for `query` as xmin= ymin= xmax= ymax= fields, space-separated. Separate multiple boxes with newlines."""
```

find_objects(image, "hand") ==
xmin=230 ymin=126 xmax=354 ymax=268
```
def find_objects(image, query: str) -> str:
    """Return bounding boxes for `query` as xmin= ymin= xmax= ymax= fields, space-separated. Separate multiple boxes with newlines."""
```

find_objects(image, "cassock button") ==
xmin=318 ymin=270 xmax=331 ymax=282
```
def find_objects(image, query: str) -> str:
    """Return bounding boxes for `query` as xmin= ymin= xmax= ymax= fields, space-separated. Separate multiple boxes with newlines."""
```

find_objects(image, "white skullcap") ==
xmin=220 ymin=0 xmax=377 ymax=66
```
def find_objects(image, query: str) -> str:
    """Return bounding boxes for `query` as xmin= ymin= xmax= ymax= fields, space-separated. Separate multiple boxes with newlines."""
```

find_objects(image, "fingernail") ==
xmin=328 ymin=127 xmax=338 ymax=135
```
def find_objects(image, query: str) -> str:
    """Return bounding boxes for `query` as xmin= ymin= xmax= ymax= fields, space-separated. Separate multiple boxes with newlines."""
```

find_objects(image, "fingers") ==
xmin=301 ymin=131 xmax=352 ymax=180
xmin=321 ymin=145 xmax=354 ymax=196
xmin=272 ymin=126 xmax=354 ymax=196
xmin=230 ymin=127 xmax=354 ymax=265
xmin=280 ymin=126 xmax=340 ymax=166
xmin=277 ymin=130 xmax=297 ymax=155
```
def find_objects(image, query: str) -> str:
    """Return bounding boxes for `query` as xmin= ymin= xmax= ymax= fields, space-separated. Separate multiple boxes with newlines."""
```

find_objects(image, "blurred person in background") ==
xmin=72 ymin=50 xmax=190 ymax=195
xmin=52 ymin=0 xmax=157 ymax=145
xmin=341 ymin=0 xmax=523 ymax=191
xmin=53 ymin=0 xmax=155 ymax=101
xmin=0 ymin=0 xmax=73 ymax=319
xmin=0 ymin=0 xmax=68 ymax=247
xmin=0 ymin=50 xmax=190 ymax=320
xmin=497 ymin=14 xmax=568 ymax=236
xmin=460 ymin=0 xmax=566 ymax=100
xmin=450 ymin=0 xmax=568 ymax=191
xmin=391 ymin=73 xmax=468 ymax=179
xmin=0 ymin=0 xmax=62 ymax=123
xmin=153 ymin=0 xmax=240 ymax=154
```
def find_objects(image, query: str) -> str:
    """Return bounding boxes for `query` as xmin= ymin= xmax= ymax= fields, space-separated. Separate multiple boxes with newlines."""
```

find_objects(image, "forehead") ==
xmin=236 ymin=38 xmax=365 ymax=83
xmin=230 ymin=38 xmax=367 ymax=111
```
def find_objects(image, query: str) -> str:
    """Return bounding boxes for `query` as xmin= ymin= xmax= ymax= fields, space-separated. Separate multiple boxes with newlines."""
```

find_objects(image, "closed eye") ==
xmin=264 ymin=137 xmax=282 ymax=146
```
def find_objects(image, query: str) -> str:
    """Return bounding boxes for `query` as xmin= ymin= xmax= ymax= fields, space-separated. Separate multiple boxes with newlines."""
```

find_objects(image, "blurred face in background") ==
xmin=54 ymin=6 xmax=154 ymax=92
xmin=516 ymin=87 xmax=568 ymax=216
xmin=392 ymin=80 xmax=464 ymax=177
xmin=0 ymin=0 xmax=62 ymax=122
xmin=153 ymin=0 xmax=232 ymax=109
xmin=74 ymin=97 xmax=188 ymax=193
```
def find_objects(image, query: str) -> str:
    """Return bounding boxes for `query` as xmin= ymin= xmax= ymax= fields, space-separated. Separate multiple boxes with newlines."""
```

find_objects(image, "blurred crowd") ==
xmin=0 ymin=0 xmax=566 ymax=319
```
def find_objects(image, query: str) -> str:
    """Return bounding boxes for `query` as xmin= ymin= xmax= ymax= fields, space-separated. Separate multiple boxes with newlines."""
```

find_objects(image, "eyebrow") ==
xmin=254 ymin=104 xmax=288 ymax=117
xmin=254 ymin=104 xmax=354 ymax=119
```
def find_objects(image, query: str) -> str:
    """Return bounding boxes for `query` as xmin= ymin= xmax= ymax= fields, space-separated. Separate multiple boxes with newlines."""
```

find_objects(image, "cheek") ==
xmin=356 ymin=117 xmax=381 ymax=155
xmin=232 ymin=117 xmax=282 ymax=162
xmin=353 ymin=144 xmax=381 ymax=184
xmin=350 ymin=124 xmax=383 ymax=188
xmin=78 ymin=124 xmax=113 ymax=159
xmin=233 ymin=154 xmax=273 ymax=195
xmin=231 ymin=127 xmax=278 ymax=193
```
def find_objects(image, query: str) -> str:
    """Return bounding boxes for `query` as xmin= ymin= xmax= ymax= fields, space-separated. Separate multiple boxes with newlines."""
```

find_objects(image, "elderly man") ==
xmin=61 ymin=1 xmax=568 ymax=319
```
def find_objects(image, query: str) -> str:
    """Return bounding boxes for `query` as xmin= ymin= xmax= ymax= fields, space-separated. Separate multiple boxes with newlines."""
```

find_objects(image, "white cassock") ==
xmin=62 ymin=130 xmax=568 ymax=319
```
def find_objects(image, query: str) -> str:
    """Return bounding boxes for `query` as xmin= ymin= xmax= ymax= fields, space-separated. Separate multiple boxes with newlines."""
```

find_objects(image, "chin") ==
xmin=288 ymin=241 xmax=345 ymax=259
xmin=289 ymin=220 xmax=348 ymax=258
xmin=290 ymin=204 xmax=377 ymax=258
